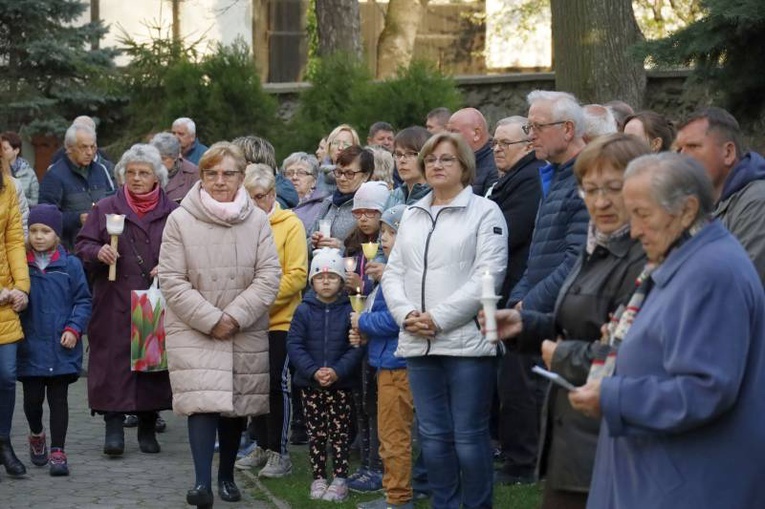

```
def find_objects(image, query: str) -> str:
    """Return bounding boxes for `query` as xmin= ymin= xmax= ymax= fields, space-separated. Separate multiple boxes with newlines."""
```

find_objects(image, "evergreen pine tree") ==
xmin=0 ymin=0 xmax=117 ymax=136
xmin=640 ymin=0 xmax=765 ymax=122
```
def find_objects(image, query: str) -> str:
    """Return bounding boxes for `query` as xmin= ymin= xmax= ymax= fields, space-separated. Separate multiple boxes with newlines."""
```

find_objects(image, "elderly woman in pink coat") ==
xmin=158 ymin=142 xmax=281 ymax=509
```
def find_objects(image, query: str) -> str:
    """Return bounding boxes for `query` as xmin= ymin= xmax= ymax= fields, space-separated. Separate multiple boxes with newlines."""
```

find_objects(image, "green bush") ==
xmin=104 ymin=35 xmax=277 ymax=157
xmin=278 ymin=55 xmax=463 ymax=161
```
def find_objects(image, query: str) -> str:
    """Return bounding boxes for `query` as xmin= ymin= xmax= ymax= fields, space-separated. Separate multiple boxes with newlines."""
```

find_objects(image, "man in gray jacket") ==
xmin=675 ymin=107 xmax=765 ymax=285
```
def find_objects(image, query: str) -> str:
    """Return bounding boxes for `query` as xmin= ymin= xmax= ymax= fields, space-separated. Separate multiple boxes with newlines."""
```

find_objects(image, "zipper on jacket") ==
xmin=323 ymin=305 xmax=329 ymax=367
xmin=418 ymin=206 xmax=452 ymax=356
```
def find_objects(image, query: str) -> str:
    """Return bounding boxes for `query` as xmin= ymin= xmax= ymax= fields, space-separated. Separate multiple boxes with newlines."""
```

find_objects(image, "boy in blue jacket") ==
xmin=351 ymin=205 xmax=415 ymax=509
xmin=287 ymin=247 xmax=364 ymax=503
xmin=17 ymin=205 xmax=92 ymax=476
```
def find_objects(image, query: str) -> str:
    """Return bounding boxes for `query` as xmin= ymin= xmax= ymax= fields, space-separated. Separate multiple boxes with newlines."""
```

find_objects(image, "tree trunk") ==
xmin=550 ymin=0 xmax=646 ymax=108
xmin=376 ymin=0 xmax=428 ymax=79
xmin=172 ymin=0 xmax=182 ymax=43
xmin=90 ymin=0 xmax=100 ymax=50
xmin=315 ymin=0 xmax=362 ymax=58
xmin=252 ymin=0 xmax=270 ymax=81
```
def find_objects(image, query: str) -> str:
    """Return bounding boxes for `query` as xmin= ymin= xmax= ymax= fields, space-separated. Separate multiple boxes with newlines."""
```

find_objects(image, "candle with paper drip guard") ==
xmin=344 ymin=257 xmax=357 ymax=273
xmin=481 ymin=271 xmax=501 ymax=343
xmin=361 ymin=242 xmax=379 ymax=262
xmin=349 ymin=287 xmax=365 ymax=348
xmin=105 ymin=214 xmax=126 ymax=282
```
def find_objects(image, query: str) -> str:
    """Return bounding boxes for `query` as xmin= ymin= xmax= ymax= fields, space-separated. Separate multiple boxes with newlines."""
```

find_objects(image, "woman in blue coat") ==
xmin=569 ymin=153 xmax=765 ymax=508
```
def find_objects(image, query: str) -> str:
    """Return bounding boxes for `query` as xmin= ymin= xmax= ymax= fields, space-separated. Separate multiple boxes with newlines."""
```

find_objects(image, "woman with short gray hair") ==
xmin=284 ymin=152 xmax=329 ymax=231
xmin=569 ymin=152 xmax=765 ymax=508
xmin=75 ymin=143 xmax=179 ymax=459
xmin=150 ymin=132 xmax=200 ymax=203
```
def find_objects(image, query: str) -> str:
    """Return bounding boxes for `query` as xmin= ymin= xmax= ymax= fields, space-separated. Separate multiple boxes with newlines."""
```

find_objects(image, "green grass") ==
xmin=251 ymin=444 xmax=542 ymax=508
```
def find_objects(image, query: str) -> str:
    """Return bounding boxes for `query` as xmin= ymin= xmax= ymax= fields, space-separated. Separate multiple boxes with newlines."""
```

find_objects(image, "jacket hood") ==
xmin=269 ymin=202 xmax=294 ymax=225
xmin=720 ymin=151 xmax=765 ymax=202
xmin=180 ymin=181 xmax=255 ymax=227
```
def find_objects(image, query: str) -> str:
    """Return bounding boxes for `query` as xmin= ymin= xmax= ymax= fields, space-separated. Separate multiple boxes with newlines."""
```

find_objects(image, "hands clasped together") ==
xmin=211 ymin=313 xmax=240 ymax=341
xmin=0 ymin=287 xmax=28 ymax=313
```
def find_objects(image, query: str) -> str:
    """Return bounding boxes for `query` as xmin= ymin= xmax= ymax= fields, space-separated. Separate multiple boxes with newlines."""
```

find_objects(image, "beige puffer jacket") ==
xmin=159 ymin=182 xmax=281 ymax=417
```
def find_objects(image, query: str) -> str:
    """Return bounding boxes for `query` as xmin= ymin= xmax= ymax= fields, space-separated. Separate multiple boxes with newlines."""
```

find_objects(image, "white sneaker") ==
xmin=323 ymin=477 xmax=349 ymax=502
xmin=310 ymin=478 xmax=329 ymax=500
xmin=234 ymin=445 xmax=267 ymax=470
xmin=258 ymin=449 xmax=293 ymax=478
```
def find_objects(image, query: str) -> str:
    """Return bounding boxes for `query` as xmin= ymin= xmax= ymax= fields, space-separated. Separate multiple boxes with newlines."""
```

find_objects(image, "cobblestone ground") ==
xmin=0 ymin=377 xmax=277 ymax=508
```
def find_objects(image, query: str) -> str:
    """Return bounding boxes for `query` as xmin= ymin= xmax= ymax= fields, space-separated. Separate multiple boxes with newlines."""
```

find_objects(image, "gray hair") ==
xmin=244 ymin=163 xmax=276 ymax=192
xmin=367 ymin=146 xmax=395 ymax=188
xmin=150 ymin=132 xmax=181 ymax=159
xmin=583 ymin=104 xmax=617 ymax=141
xmin=624 ymin=152 xmax=714 ymax=224
xmin=64 ymin=124 xmax=97 ymax=148
xmin=115 ymin=144 xmax=168 ymax=188
xmin=281 ymin=152 xmax=319 ymax=177
xmin=72 ymin=115 xmax=96 ymax=130
xmin=495 ymin=115 xmax=528 ymax=130
xmin=172 ymin=117 xmax=196 ymax=135
xmin=527 ymin=90 xmax=585 ymax=138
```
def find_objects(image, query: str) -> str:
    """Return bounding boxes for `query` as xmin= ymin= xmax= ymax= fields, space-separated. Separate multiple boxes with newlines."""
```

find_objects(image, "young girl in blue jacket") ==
xmin=287 ymin=247 xmax=364 ymax=502
xmin=351 ymin=205 xmax=415 ymax=509
xmin=17 ymin=205 xmax=91 ymax=476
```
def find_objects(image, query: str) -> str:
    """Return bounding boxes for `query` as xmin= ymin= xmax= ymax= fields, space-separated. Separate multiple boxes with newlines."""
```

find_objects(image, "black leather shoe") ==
xmin=218 ymin=480 xmax=241 ymax=502
xmin=186 ymin=484 xmax=213 ymax=507
xmin=0 ymin=438 xmax=27 ymax=477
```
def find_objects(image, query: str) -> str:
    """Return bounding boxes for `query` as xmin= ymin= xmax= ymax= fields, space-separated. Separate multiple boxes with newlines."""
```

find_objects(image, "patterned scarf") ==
xmin=585 ymin=221 xmax=631 ymax=255
xmin=587 ymin=218 xmax=710 ymax=382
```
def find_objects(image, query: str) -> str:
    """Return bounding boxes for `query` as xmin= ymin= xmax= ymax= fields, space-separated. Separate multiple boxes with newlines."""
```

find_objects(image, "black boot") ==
xmin=103 ymin=412 xmax=125 ymax=456
xmin=0 ymin=437 xmax=27 ymax=477
xmin=137 ymin=412 xmax=160 ymax=454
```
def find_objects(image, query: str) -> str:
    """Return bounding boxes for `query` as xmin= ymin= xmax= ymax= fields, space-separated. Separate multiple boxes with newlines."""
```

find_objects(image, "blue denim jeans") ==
xmin=407 ymin=355 xmax=496 ymax=509
xmin=0 ymin=341 xmax=18 ymax=438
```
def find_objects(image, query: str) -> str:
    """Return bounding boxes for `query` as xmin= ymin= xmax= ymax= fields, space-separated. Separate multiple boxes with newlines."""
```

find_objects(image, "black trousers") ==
xmin=21 ymin=375 xmax=77 ymax=450
xmin=496 ymin=350 xmax=547 ymax=477
xmin=251 ymin=331 xmax=291 ymax=454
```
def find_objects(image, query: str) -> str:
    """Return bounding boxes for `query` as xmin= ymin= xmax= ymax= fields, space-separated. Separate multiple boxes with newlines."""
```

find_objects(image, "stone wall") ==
xmin=264 ymin=70 xmax=704 ymax=127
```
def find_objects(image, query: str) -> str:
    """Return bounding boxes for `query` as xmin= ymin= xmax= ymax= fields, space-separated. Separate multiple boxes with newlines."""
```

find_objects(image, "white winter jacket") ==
xmin=382 ymin=186 xmax=508 ymax=358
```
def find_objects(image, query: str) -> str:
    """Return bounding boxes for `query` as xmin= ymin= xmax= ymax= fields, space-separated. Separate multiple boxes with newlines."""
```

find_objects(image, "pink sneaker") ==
xmin=310 ymin=478 xmax=328 ymax=500
xmin=28 ymin=432 xmax=48 ymax=466
xmin=322 ymin=477 xmax=349 ymax=502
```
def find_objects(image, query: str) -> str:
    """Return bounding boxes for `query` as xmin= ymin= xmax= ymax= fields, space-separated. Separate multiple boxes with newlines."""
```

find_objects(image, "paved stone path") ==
xmin=0 ymin=378 xmax=282 ymax=508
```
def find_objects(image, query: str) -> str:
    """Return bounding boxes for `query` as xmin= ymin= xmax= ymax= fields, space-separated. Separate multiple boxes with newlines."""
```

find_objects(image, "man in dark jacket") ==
xmin=447 ymin=108 xmax=499 ymax=196
xmin=499 ymin=91 xmax=589 ymax=486
xmin=488 ymin=116 xmax=543 ymax=302
xmin=488 ymin=116 xmax=545 ymax=485
xmin=39 ymin=124 xmax=116 ymax=249
xmin=50 ymin=116 xmax=115 ymax=178
xmin=675 ymin=106 xmax=765 ymax=285
xmin=171 ymin=117 xmax=208 ymax=165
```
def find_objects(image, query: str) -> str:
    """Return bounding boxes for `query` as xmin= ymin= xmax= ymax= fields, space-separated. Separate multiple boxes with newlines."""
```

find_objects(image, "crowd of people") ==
xmin=0 ymin=91 xmax=763 ymax=509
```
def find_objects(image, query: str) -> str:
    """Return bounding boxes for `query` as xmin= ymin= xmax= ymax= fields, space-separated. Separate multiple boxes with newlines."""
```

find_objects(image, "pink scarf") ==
xmin=125 ymin=185 xmax=161 ymax=218
xmin=199 ymin=186 xmax=251 ymax=223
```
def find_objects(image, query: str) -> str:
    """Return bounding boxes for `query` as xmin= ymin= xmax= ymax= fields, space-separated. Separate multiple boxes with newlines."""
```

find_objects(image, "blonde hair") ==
xmin=198 ymin=142 xmax=247 ymax=175
xmin=244 ymin=163 xmax=276 ymax=193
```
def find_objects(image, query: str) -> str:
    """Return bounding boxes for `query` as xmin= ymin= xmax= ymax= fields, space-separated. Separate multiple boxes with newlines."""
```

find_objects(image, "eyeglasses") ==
xmin=125 ymin=170 xmax=155 ymax=179
xmin=393 ymin=150 xmax=418 ymax=160
xmin=333 ymin=168 xmax=364 ymax=179
xmin=521 ymin=121 xmax=567 ymax=135
xmin=352 ymin=209 xmax=382 ymax=219
xmin=578 ymin=182 xmax=624 ymax=200
xmin=330 ymin=140 xmax=352 ymax=149
xmin=491 ymin=139 xmax=529 ymax=149
xmin=201 ymin=170 xmax=242 ymax=181
xmin=423 ymin=155 xmax=458 ymax=167
xmin=251 ymin=189 xmax=274 ymax=201
xmin=283 ymin=169 xmax=313 ymax=178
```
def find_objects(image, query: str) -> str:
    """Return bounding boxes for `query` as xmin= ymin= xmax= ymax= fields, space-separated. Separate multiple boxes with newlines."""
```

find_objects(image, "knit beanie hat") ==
xmin=380 ymin=205 xmax=406 ymax=232
xmin=28 ymin=204 xmax=63 ymax=239
xmin=352 ymin=181 xmax=390 ymax=212
xmin=309 ymin=248 xmax=346 ymax=283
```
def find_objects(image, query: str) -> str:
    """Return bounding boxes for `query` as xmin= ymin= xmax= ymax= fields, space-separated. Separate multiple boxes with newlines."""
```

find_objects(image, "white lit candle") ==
xmin=481 ymin=271 xmax=495 ymax=298
xmin=481 ymin=271 xmax=499 ymax=343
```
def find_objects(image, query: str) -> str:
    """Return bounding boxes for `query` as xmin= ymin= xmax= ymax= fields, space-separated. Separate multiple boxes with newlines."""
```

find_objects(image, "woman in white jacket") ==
xmin=382 ymin=132 xmax=508 ymax=508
